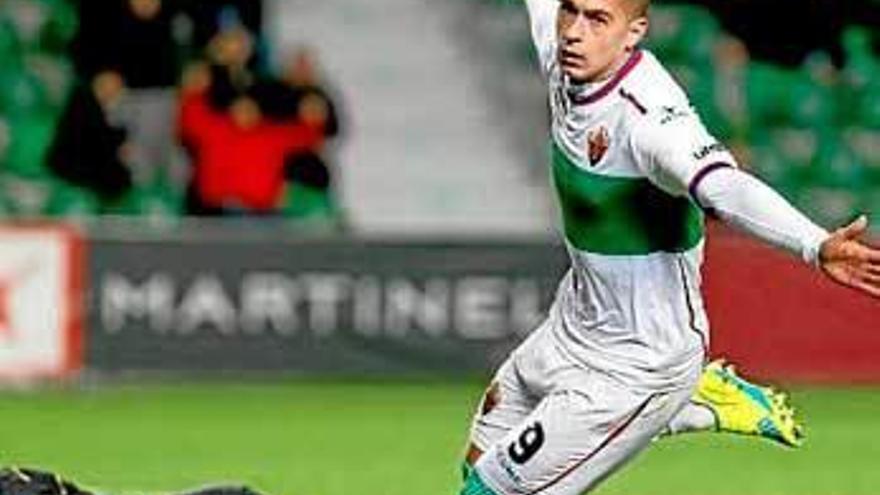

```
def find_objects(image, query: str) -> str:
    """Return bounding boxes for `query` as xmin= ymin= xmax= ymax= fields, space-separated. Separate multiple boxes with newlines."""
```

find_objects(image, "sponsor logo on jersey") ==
xmin=496 ymin=449 xmax=526 ymax=486
xmin=660 ymin=106 xmax=689 ymax=125
xmin=693 ymin=142 xmax=728 ymax=161
xmin=587 ymin=127 xmax=610 ymax=166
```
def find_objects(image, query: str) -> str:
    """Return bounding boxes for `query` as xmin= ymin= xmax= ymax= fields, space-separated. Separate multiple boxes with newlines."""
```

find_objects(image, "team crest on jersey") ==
xmin=586 ymin=127 xmax=610 ymax=166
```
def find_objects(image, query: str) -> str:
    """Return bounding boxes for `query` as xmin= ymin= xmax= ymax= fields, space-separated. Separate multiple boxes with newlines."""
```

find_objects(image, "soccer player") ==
xmin=458 ymin=0 xmax=880 ymax=494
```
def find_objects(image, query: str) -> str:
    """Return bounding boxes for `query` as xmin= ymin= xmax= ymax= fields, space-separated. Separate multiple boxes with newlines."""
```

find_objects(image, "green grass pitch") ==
xmin=1 ymin=381 xmax=879 ymax=495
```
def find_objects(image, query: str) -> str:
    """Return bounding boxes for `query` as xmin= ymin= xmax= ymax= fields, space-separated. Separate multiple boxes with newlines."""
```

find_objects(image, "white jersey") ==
xmin=526 ymin=0 xmax=742 ymax=391
xmin=465 ymin=4 xmax=830 ymax=494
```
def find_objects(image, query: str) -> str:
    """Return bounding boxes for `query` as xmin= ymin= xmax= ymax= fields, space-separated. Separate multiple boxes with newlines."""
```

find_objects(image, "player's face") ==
xmin=556 ymin=0 xmax=648 ymax=83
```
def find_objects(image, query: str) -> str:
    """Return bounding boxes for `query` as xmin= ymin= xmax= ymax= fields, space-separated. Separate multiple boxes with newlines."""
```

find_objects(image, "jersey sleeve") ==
xmin=631 ymin=105 xmax=830 ymax=265
xmin=629 ymin=106 xmax=738 ymax=198
xmin=524 ymin=0 xmax=558 ymax=73
xmin=694 ymin=166 xmax=830 ymax=265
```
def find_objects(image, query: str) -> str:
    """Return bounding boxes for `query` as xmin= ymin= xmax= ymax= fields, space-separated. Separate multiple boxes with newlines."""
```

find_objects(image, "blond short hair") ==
xmin=627 ymin=0 xmax=650 ymax=18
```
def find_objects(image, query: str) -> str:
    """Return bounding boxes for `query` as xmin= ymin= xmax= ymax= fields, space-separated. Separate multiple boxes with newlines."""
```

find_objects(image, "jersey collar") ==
xmin=571 ymin=49 xmax=643 ymax=106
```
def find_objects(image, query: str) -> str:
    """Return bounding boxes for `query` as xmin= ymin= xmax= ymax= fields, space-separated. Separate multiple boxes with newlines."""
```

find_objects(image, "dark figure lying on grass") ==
xmin=0 ymin=467 xmax=265 ymax=495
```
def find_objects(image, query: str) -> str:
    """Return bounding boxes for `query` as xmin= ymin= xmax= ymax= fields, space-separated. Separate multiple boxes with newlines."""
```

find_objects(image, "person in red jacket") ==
xmin=178 ymin=73 xmax=323 ymax=215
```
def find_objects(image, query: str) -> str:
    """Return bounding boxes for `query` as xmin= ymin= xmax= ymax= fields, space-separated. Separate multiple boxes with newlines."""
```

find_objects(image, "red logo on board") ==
xmin=587 ymin=127 xmax=610 ymax=166
xmin=0 ymin=260 xmax=38 ymax=342
xmin=0 ymin=283 xmax=9 ymax=339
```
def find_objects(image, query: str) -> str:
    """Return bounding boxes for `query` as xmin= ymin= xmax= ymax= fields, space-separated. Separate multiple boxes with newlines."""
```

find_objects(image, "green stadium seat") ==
xmin=25 ymin=55 xmax=74 ymax=112
xmin=283 ymin=184 xmax=337 ymax=222
xmin=745 ymin=64 xmax=836 ymax=129
xmin=106 ymin=184 xmax=183 ymax=218
xmin=861 ymin=189 xmax=880 ymax=221
xmin=745 ymin=63 xmax=796 ymax=128
xmin=841 ymin=26 xmax=877 ymax=87
xmin=794 ymin=186 xmax=861 ymax=229
xmin=751 ymin=129 xmax=814 ymax=190
xmin=0 ymin=19 xmax=22 ymax=80
xmin=835 ymin=82 xmax=862 ymax=127
xmin=646 ymin=5 xmax=720 ymax=64
xmin=808 ymin=132 xmax=868 ymax=189
xmin=0 ymin=190 xmax=12 ymax=218
xmin=666 ymin=63 xmax=732 ymax=137
xmin=3 ymin=113 xmax=56 ymax=178
xmin=787 ymin=74 xmax=836 ymax=129
xmin=747 ymin=142 xmax=787 ymax=185
xmin=0 ymin=173 xmax=53 ymax=216
xmin=43 ymin=179 xmax=99 ymax=217
xmin=0 ymin=68 xmax=51 ymax=117
xmin=852 ymin=84 xmax=880 ymax=129
xmin=839 ymin=26 xmax=880 ymax=128
xmin=768 ymin=128 xmax=817 ymax=168
xmin=844 ymin=127 xmax=880 ymax=171
xmin=38 ymin=0 xmax=78 ymax=53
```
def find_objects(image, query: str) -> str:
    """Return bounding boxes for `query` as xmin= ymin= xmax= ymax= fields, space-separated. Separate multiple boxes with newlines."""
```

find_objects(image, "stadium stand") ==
xmin=271 ymin=0 xmax=555 ymax=234
xmin=0 ymin=0 xmax=343 ymax=225
xmin=0 ymin=0 xmax=876 ymax=231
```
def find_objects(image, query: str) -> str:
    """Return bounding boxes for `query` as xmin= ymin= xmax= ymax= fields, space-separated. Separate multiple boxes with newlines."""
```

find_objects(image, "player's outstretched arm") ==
xmin=819 ymin=215 xmax=880 ymax=298
xmin=693 ymin=166 xmax=880 ymax=299
xmin=630 ymin=106 xmax=880 ymax=300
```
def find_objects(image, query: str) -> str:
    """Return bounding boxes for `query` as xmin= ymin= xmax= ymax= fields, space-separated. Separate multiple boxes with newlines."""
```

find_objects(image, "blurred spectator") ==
xmin=254 ymin=48 xmax=341 ymax=138
xmin=251 ymin=48 xmax=344 ymax=218
xmin=47 ymin=71 xmax=132 ymax=202
xmin=70 ymin=0 xmax=185 ymax=190
xmin=204 ymin=25 xmax=257 ymax=110
xmin=177 ymin=74 xmax=323 ymax=216
xmin=181 ymin=0 xmax=264 ymax=65
xmin=71 ymin=0 xmax=178 ymax=88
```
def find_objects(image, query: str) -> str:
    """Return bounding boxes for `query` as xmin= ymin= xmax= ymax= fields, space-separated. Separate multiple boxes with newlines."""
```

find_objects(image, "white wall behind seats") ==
xmin=270 ymin=0 xmax=554 ymax=235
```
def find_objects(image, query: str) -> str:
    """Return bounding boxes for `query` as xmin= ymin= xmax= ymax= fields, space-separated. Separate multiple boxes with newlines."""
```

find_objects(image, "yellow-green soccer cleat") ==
xmin=692 ymin=360 xmax=805 ymax=448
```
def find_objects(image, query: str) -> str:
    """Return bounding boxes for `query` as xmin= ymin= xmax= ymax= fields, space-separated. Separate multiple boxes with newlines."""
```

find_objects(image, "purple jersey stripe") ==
xmin=688 ymin=162 xmax=734 ymax=212
xmin=573 ymin=50 xmax=644 ymax=106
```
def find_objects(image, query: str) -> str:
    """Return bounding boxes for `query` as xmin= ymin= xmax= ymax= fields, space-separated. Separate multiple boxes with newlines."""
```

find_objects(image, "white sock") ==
xmin=664 ymin=402 xmax=717 ymax=435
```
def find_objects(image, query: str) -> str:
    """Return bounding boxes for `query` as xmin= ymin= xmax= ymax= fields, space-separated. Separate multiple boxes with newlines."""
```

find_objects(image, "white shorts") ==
xmin=467 ymin=317 xmax=699 ymax=495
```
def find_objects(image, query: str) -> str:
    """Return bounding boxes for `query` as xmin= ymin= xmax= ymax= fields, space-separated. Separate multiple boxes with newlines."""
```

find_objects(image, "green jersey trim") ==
xmin=460 ymin=468 xmax=499 ymax=495
xmin=551 ymin=141 xmax=704 ymax=255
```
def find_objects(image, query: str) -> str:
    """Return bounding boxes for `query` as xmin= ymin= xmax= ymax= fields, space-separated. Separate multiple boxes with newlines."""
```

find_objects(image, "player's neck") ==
xmin=575 ymin=49 xmax=638 ymax=88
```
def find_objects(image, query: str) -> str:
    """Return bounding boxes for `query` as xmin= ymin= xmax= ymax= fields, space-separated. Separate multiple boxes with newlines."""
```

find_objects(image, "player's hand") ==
xmin=819 ymin=215 xmax=880 ymax=298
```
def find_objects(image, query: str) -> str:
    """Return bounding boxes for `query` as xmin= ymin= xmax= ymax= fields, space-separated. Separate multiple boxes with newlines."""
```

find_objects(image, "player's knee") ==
xmin=464 ymin=443 xmax=483 ymax=472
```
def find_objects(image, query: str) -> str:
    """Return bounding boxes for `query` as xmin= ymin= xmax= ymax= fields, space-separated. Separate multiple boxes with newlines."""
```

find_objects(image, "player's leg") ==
xmin=461 ymin=315 xmax=561 ymax=478
xmin=660 ymin=360 xmax=804 ymax=447
xmin=462 ymin=358 xmax=539 ymax=477
xmin=461 ymin=372 xmax=696 ymax=495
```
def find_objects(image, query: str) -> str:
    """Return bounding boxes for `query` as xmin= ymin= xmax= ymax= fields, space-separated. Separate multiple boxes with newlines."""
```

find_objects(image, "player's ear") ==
xmin=624 ymin=15 xmax=649 ymax=51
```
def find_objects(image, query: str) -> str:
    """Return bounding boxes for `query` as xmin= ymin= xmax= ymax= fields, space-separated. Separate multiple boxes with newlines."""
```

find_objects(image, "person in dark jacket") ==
xmin=71 ymin=0 xmax=179 ymax=89
xmin=47 ymin=71 xmax=132 ymax=202
xmin=253 ymin=47 xmax=341 ymax=138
